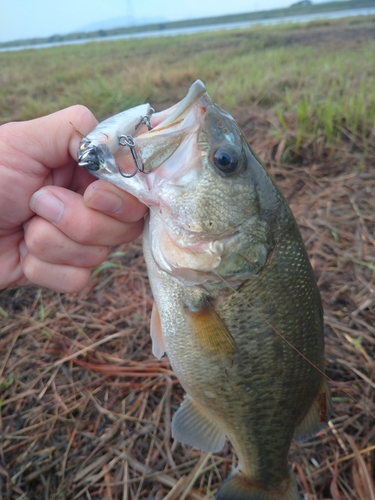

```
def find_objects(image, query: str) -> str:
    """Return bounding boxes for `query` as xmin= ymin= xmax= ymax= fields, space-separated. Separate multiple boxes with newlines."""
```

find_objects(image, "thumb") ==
xmin=5 ymin=105 xmax=98 ymax=174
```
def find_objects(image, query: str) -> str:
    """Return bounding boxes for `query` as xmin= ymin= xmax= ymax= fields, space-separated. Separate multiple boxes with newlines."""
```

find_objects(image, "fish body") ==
xmin=78 ymin=81 xmax=330 ymax=500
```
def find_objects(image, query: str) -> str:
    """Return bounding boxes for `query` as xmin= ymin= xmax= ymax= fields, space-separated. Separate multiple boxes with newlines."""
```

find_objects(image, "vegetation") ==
xmin=1 ymin=16 xmax=375 ymax=153
xmin=0 ymin=15 xmax=374 ymax=499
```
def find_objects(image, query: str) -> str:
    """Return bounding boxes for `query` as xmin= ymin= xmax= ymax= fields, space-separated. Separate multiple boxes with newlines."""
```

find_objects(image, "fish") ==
xmin=78 ymin=80 xmax=331 ymax=500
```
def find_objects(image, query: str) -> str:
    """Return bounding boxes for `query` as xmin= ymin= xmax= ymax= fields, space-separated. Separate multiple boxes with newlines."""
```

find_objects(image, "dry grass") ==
xmin=1 ymin=17 xmax=375 ymax=500
xmin=1 ymin=108 xmax=374 ymax=499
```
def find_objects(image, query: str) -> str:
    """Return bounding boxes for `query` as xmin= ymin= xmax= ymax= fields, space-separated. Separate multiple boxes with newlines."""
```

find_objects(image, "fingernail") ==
xmin=88 ymin=190 xmax=123 ymax=214
xmin=19 ymin=240 xmax=28 ymax=259
xmin=30 ymin=189 xmax=65 ymax=224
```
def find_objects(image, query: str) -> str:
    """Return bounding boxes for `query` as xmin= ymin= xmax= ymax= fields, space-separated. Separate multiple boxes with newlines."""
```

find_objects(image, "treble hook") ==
xmin=117 ymin=134 xmax=149 ymax=178
xmin=117 ymin=107 xmax=155 ymax=178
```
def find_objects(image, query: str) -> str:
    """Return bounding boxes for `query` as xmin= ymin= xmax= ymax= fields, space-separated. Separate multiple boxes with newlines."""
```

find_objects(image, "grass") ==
xmin=1 ymin=17 xmax=375 ymax=151
xmin=0 ymin=15 xmax=375 ymax=499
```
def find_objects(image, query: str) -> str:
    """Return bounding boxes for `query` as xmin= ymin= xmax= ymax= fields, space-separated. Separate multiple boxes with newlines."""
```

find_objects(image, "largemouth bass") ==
xmin=78 ymin=80 xmax=331 ymax=500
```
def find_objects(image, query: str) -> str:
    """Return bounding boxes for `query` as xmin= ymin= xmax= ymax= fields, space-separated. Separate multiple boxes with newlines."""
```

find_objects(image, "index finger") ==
xmin=84 ymin=179 xmax=148 ymax=222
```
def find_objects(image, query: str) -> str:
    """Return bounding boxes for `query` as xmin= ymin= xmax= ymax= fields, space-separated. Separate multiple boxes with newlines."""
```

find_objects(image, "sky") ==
xmin=0 ymin=0 xmax=343 ymax=43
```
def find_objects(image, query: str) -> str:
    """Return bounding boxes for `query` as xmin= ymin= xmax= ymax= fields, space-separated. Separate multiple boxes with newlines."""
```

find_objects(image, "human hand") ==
xmin=0 ymin=106 xmax=148 ymax=292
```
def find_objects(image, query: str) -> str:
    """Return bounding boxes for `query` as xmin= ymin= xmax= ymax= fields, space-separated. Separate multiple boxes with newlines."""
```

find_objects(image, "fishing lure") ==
xmin=78 ymin=103 xmax=154 ymax=177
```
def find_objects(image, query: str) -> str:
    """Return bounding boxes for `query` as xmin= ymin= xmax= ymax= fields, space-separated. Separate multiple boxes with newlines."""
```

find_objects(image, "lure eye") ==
xmin=213 ymin=147 xmax=239 ymax=175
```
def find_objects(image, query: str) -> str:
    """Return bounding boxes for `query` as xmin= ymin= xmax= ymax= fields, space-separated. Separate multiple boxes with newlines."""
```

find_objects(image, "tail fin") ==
xmin=215 ymin=468 xmax=298 ymax=500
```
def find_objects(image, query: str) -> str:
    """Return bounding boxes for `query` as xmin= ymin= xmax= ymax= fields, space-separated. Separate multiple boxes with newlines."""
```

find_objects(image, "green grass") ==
xmin=1 ymin=16 xmax=375 ymax=152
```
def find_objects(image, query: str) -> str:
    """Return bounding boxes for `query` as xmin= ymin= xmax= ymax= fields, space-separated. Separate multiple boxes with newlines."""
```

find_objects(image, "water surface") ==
xmin=2 ymin=7 xmax=375 ymax=53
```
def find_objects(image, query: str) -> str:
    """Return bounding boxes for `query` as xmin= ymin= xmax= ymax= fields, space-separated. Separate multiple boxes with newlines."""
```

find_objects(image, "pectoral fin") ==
xmin=294 ymin=378 xmax=331 ymax=442
xmin=172 ymin=394 xmax=226 ymax=452
xmin=185 ymin=299 xmax=236 ymax=358
xmin=150 ymin=303 xmax=165 ymax=359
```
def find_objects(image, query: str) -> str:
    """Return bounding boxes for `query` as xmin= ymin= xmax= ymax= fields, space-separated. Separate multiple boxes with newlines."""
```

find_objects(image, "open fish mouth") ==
xmin=128 ymin=80 xmax=212 ymax=178
xmin=77 ymin=80 xmax=210 ymax=177
xmin=77 ymin=79 xmax=240 ymax=257
xmin=148 ymin=79 xmax=209 ymax=131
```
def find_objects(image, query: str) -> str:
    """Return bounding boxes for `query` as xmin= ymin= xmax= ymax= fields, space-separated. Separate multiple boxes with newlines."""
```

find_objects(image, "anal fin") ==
xmin=172 ymin=394 xmax=226 ymax=452
xmin=150 ymin=303 xmax=165 ymax=359
xmin=294 ymin=377 xmax=332 ymax=442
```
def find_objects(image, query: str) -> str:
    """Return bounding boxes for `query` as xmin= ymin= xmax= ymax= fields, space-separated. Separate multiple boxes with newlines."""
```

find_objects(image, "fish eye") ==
xmin=213 ymin=146 xmax=239 ymax=175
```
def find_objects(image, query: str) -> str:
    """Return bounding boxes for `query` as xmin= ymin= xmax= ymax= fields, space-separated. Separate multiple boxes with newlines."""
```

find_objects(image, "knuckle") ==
xmin=22 ymin=253 xmax=41 ymax=285
xmin=77 ymin=245 xmax=109 ymax=268
xmin=76 ymin=217 xmax=98 ymax=245
xmin=92 ymin=245 xmax=109 ymax=265
xmin=24 ymin=218 xmax=50 ymax=255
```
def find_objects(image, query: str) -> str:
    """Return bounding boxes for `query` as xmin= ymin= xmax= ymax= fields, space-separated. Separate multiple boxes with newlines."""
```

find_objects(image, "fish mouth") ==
xmin=150 ymin=218 xmax=234 ymax=279
xmin=149 ymin=80 xmax=209 ymax=132
xmin=152 ymin=208 xmax=240 ymax=260
xmin=124 ymin=80 xmax=211 ymax=180
xmin=163 ymin=219 xmax=238 ymax=248
xmin=132 ymin=80 xmax=232 ymax=244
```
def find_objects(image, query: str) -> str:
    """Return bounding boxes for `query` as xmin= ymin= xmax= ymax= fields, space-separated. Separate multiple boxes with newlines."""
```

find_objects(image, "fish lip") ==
xmin=149 ymin=80 xmax=209 ymax=132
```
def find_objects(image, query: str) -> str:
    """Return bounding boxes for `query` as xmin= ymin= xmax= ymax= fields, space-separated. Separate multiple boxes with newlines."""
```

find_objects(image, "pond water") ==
xmin=2 ymin=7 xmax=375 ymax=53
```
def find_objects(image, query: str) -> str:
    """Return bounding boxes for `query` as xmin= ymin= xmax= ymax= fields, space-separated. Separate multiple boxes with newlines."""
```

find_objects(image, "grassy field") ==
xmin=1 ymin=16 xmax=375 ymax=150
xmin=0 ymin=16 xmax=375 ymax=499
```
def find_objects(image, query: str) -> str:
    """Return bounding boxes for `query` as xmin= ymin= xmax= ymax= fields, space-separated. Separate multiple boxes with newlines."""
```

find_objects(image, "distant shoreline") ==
xmin=1 ymin=0 xmax=374 ymax=50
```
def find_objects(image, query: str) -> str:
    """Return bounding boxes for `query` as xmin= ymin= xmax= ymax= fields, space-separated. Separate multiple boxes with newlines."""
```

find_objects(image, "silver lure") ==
xmin=77 ymin=103 xmax=153 ymax=176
